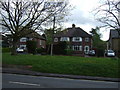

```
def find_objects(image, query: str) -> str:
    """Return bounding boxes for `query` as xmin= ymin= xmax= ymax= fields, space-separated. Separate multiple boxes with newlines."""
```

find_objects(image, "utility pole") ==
xmin=50 ymin=16 xmax=55 ymax=56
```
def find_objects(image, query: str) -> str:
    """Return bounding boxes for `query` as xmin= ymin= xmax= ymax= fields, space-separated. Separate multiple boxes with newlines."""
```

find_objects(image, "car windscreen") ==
xmin=108 ymin=50 xmax=114 ymax=53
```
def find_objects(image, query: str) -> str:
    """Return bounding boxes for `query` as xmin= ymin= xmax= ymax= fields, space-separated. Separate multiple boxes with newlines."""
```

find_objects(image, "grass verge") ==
xmin=2 ymin=53 xmax=120 ymax=78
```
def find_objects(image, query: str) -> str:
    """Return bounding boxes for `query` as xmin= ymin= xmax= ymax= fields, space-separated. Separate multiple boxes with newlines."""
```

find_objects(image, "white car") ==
xmin=16 ymin=48 xmax=24 ymax=53
xmin=88 ymin=50 xmax=96 ymax=56
xmin=105 ymin=50 xmax=115 ymax=57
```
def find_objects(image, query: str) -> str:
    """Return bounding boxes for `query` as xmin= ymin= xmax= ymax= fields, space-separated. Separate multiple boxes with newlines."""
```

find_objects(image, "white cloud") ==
xmin=63 ymin=0 xmax=110 ymax=41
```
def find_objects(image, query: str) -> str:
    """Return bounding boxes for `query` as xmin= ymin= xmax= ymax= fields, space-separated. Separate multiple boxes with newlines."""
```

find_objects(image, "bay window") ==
xmin=72 ymin=37 xmax=82 ymax=42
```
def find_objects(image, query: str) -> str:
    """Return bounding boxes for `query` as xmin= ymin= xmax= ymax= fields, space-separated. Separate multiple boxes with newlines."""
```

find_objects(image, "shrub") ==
xmin=96 ymin=49 xmax=104 ymax=57
xmin=2 ymin=48 xmax=11 ymax=53
xmin=36 ymin=48 xmax=46 ymax=54
xmin=26 ymin=41 xmax=37 ymax=54
xmin=65 ymin=49 xmax=73 ymax=55
xmin=53 ymin=41 xmax=67 ymax=55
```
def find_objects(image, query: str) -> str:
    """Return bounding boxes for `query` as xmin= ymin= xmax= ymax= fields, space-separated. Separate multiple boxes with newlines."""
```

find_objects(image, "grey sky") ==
xmin=64 ymin=0 xmax=110 ymax=41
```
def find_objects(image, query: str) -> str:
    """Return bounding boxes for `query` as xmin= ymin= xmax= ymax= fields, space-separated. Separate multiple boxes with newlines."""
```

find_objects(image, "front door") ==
xmin=84 ymin=46 xmax=89 ymax=54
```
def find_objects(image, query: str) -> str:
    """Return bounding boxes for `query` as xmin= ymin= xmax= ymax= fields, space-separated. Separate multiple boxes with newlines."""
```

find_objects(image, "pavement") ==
xmin=2 ymin=67 xmax=120 ymax=82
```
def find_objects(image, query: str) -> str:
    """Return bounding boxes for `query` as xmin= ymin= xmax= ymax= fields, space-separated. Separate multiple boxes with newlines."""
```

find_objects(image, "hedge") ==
xmin=2 ymin=48 xmax=11 ymax=53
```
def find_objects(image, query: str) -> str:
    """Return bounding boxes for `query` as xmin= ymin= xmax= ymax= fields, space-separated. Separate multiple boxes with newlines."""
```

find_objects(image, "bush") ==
xmin=96 ymin=49 xmax=104 ymax=57
xmin=2 ymin=48 xmax=11 ymax=53
xmin=26 ymin=41 xmax=37 ymax=54
xmin=2 ymin=41 xmax=9 ymax=48
xmin=53 ymin=41 xmax=67 ymax=55
xmin=36 ymin=48 xmax=46 ymax=54
xmin=65 ymin=49 xmax=73 ymax=55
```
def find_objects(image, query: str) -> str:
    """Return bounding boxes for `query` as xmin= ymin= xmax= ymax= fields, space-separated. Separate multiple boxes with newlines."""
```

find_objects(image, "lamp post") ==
xmin=50 ymin=16 xmax=55 ymax=56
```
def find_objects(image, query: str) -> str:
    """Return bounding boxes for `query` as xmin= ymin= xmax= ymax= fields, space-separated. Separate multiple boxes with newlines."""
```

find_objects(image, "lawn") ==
xmin=2 ymin=53 xmax=120 ymax=78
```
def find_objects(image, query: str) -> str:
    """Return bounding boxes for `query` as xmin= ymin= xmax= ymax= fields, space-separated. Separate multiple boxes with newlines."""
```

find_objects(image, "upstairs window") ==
xmin=85 ymin=38 xmax=89 ymax=42
xmin=60 ymin=37 xmax=70 ymax=41
xmin=54 ymin=38 xmax=58 ymax=42
xmin=29 ymin=38 xmax=33 ymax=40
xmin=40 ymin=40 xmax=42 ymax=45
xmin=20 ymin=37 xmax=27 ymax=42
xmin=72 ymin=37 xmax=82 ymax=42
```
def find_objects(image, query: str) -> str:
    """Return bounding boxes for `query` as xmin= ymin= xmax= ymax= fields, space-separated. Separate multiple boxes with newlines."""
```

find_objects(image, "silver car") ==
xmin=105 ymin=50 xmax=115 ymax=57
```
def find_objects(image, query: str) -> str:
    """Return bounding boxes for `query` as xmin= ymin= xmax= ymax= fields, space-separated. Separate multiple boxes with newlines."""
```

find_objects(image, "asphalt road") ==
xmin=2 ymin=73 xmax=119 ymax=88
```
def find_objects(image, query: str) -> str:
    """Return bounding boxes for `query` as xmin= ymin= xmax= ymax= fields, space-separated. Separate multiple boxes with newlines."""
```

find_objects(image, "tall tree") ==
xmin=0 ymin=0 xmax=70 ymax=55
xmin=90 ymin=27 xmax=106 ymax=50
xmin=94 ymin=0 xmax=120 ymax=35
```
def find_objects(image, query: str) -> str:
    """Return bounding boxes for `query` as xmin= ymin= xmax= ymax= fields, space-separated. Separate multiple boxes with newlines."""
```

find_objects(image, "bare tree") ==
xmin=94 ymin=0 xmax=120 ymax=35
xmin=0 ymin=0 xmax=70 ymax=55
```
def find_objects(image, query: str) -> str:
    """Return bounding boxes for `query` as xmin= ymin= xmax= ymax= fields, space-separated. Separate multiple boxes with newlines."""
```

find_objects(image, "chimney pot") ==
xmin=72 ymin=24 xmax=75 ymax=28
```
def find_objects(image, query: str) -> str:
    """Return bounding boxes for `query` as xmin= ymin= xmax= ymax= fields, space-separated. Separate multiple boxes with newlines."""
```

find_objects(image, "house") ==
xmin=107 ymin=29 xmax=120 ymax=56
xmin=54 ymin=24 xmax=92 ymax=56
xmin=18 ymin=32 xmax=46 ymax=50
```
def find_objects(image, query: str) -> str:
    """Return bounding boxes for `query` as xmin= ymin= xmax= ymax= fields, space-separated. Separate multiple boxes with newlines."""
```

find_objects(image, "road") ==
xmin=2 ymin=73 xmax=119 ymax=88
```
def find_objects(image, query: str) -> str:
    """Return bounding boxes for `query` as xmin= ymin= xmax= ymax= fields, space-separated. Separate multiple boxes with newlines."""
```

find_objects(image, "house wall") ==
xmin=112 ymin=38 xmax=120 ymax=51
xmin=82 ymin=37 xmax=92 ymax=53
xmin=54 ymin=37 xmax=92 ymax=56
xmin=108 ymin=38 xmax=120 ymax=56
xmin=18 ymin=38 xmax=46 ymax=49
xmin=36 ymin=39 xmax=46 ymax=48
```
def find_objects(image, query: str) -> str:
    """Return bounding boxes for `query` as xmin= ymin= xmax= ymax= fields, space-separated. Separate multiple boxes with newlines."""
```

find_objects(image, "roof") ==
xmin=54 ymin=27 xmax=92 ymax=38
xmin=26 ymin=32 xmax=45 ymax=40
xmin=109 ymin=29 xmax=120 ymax=39
xmin=5 ymin=32 xmax=45 ymax=40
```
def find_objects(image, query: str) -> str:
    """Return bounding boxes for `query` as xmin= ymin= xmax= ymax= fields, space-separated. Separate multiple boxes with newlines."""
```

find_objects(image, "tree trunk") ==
xmin=50 ymin=43 xmax=53 ymax=56
xmin=47 ymin=44 xmax=50 ymax=54
xmin=11 ymin=39 xmax=18 ymax=55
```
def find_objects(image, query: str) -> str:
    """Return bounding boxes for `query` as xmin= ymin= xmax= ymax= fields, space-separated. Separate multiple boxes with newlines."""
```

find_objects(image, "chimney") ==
xmin=72 ymin=24 xmax=75 ymax=28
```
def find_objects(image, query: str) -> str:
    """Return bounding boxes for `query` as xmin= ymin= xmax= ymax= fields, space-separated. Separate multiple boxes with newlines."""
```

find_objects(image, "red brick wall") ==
xmin=53 ymin=37 xmax=92 ymax=56
xmin=18 ymin=38 xmax=46 ymax=49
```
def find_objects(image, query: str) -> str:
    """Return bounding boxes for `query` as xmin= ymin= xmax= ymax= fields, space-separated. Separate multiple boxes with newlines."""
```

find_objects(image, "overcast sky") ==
xmin=64 ymin=0 xmax=110 ymax=41
xmin=0 ymin=0 xmax=114 ymax=41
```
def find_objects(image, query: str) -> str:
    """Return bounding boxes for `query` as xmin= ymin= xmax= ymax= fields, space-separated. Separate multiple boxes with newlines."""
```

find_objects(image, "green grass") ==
xmin=2 ymin=53 xmax=120 ymax=78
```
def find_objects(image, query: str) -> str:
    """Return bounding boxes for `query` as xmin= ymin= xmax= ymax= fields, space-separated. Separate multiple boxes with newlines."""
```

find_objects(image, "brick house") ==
xmin=18 ymin=32 xmax=46 ymax=50
xmin=54 ymin=24 xmax=92 ymax=56
xmin=107 ymin=29 xmax=120 ymax=56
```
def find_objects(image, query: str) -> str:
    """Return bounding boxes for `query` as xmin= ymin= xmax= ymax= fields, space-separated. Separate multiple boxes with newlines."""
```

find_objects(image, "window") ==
xmin=85 ymin=38 xmax=89 ymax=42
xmin=72 ymin=37 xmax=82 ymax=42
xmin=29 ymin=38 xmax=33 ymax=40
xmin=20 ymin=37 xmax=27 ymax=42
xmin=60 ymin=37 xmax=70 ymax=41
xmin=40 ymin=40 xmax=42 ymax=45
xmin=54 ymin=38 xmax=58 ymax=42
xmin=72 ymin=45 xmax=82 ymax=51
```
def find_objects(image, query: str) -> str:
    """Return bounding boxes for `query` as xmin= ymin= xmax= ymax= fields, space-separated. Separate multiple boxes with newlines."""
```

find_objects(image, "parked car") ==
xmin=16 ymin=47 xmax=24 ymax=53
xmin=105 ymin=50 xmax=115 ymax=57
xmin=88 ymin=50 xmax=95 ymax=56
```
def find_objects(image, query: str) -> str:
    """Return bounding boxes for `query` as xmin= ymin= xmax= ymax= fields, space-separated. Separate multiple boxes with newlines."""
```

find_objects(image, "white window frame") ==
xmin=40 ymin=40 xmax=42 ymax=45
xmin=20 ymin=37 xmax=27 ymax=42
xmin=60 ymin=37 xmax=70 ymax=41
xmin=29 ymin=38 xmax=33 ymax=40
xmin=72 ymin=45 xmax=82 ymax=51
xmin=72 ymin=37 xmax=82 ymax=42
xmin=54 ymin=38 xmax=58 ymax=42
